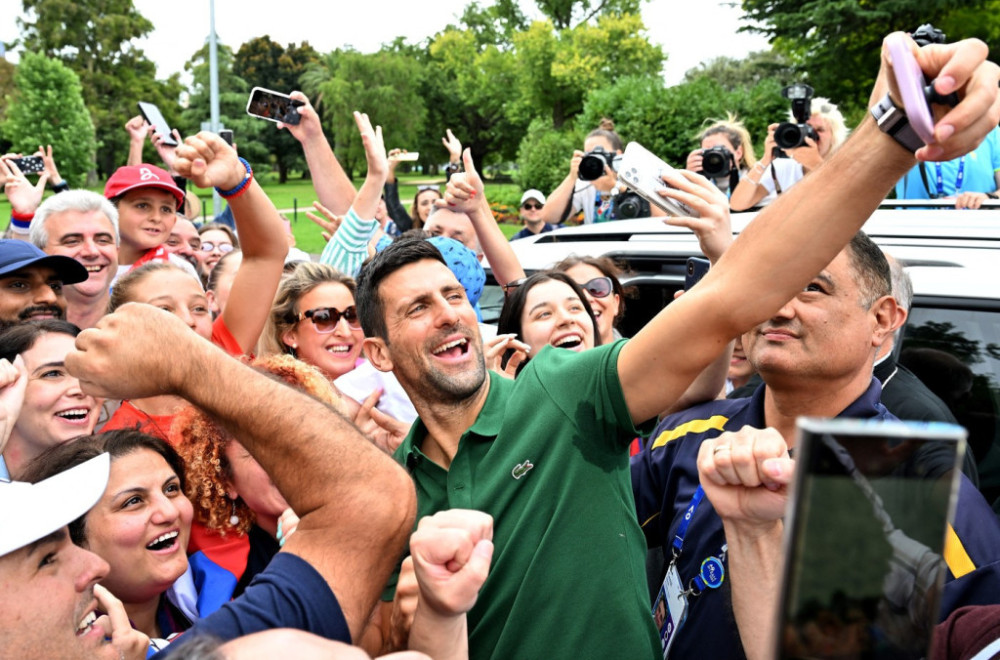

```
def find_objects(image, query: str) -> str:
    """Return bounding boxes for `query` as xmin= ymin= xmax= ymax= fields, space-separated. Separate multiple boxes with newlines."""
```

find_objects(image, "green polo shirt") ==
xmin=393 ymin=340 xmax=660 ymax=660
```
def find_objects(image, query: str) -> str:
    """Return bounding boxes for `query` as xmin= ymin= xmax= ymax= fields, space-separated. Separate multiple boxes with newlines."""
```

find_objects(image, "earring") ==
xmin=292 ymin=343 xmax=297 ymax=349
xmin=229 ymin=499 xmax=240 ymax=527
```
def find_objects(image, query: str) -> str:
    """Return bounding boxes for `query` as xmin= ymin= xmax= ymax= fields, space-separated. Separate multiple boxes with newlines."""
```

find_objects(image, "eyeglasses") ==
xmin=200 ymin=242 xmax=235 ymax=254
xmin=417 ymin=185 xmax=440 ymax=192
xmin=298 ymin=305 xmax=361 ymax=332
xmin=521 ymin=202 xmax=543 ymax=210
xmin=580 ymin=276 xmax=613 ymax=298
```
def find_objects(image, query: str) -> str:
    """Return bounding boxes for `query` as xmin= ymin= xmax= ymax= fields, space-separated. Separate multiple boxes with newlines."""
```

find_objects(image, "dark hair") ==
xmin=587 ymin=118 xmax=623 ymax=152
xmin=497 ymin=271 xmax=601 ymax=366
xmin=0 ymin=319 xmax=81 ymax=362
xmin=552 ymin=255 xmax=632 ymax=328
xmin=356 ymin=237 xmax=447 ymax=341
xmin=845 ymin=232 xmax=891 ymax=308
xmin=22 ymin=430 xmax=187 ymax=546
xmin=410 ymin=189 xmax=441 ymax=229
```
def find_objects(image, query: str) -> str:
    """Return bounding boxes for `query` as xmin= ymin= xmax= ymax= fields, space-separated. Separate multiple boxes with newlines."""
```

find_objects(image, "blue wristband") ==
xmin=215 ymin=158 xmax=252 ymax=198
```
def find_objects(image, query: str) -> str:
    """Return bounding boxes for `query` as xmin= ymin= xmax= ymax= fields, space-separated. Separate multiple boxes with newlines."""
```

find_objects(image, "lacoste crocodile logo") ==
xmin=511 ymin=460 xmax=534 ymax=480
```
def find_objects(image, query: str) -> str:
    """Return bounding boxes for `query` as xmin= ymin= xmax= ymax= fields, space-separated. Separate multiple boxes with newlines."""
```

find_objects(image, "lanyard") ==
xmin=670 ymin=486 xmax=726 ymax=597
xmin=935 ymin=157 xmax=965 ymax=197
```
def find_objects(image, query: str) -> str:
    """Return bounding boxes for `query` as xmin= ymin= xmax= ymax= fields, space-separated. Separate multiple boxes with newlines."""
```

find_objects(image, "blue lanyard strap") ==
xmin=935 ymin=157 xmax=965 ymax=197
xmin=671 ymin=486 xmax=727 ymax=597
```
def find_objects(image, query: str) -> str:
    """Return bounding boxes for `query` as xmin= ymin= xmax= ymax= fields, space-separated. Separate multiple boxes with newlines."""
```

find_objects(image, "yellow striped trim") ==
xmin=650 ymin=415 xmax=730 ymax=449
xmin=944 ymin=524 xmax=976 ymax=578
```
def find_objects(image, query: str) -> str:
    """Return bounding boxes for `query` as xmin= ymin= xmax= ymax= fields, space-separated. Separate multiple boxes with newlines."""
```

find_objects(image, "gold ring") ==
xmin=713 ymin=445 xmax=731 ymax=455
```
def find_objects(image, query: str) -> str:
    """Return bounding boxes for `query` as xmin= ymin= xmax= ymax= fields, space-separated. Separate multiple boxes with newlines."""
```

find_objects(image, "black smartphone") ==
xmin=684 ymin=257 xmax=710 ymax=291
xmin=775 ymin=417 xmax=966 ymax=660
xmin=219 ymin=129 xmax=234 ymax=146
xmin=137 ymin=101 xmax=178 ymax=146
xmin=246 ymin=87 xmax=303 ymax=126
xmin=8 ymin=156 xmax=45 ymax=174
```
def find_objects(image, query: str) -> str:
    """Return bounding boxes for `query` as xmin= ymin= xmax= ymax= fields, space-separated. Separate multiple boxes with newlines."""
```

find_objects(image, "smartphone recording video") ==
xmin=246 ymin=87 xmax=304 ymax=126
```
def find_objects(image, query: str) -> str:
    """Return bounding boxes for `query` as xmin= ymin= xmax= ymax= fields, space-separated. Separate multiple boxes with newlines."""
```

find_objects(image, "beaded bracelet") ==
xmin=216 ymin=158 xmax=253 ymax=200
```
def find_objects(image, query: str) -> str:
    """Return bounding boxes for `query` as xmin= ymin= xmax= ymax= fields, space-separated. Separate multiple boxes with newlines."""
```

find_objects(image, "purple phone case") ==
xmin=887 ymin=33 xmax=935 ymax=144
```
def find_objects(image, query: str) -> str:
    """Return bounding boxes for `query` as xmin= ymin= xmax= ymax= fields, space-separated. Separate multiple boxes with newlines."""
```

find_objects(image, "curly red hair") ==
xmin=174 ymin=354 xmax=345 ymax=536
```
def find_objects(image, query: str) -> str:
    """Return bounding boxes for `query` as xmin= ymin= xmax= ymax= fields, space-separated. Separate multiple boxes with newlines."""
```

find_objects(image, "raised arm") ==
xmin=124 ymin=115 xmax=151 ymax=168
xmin=174 ymin=132 xmax=287 ymax=353
xmin=728 ymin=124 xmax=778 ymax=212
xmin=318 ymin=112 xmax=388 ymax=278
xmin=537 ymin=150 xmax=583 ymax=225
xmin=65 ymin=303 xmax=417 ymax=641
xmin=281 ymin=91 xmax=357 ymax=214
xmin=440 ymin=149 xmax=526 ymax=286
xmin=618 ymin=33 xmax=1000 ymax=424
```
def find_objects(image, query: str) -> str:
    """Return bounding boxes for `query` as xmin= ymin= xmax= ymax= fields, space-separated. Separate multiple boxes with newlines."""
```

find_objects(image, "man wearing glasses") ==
xmin=510 ymin=190 xmax=559 ymax=241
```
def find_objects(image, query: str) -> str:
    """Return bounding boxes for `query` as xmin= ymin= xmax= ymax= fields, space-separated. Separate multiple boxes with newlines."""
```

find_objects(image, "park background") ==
xmin=1 ymin=0 xmax=998 ymax=252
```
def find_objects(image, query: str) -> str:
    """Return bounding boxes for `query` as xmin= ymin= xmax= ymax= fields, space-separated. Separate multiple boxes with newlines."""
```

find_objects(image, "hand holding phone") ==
xmin=7 ymin=156 xmax=45 ymax=175
xmin=886 ymin=33 xmax=936 ymax=144
xmin=246 ymin=87 xmax=304 ymax=126
xmin=618 ymin=142 xmax=698 ymax=218
xmin=137 ymin=102 xmax=178 ymax=147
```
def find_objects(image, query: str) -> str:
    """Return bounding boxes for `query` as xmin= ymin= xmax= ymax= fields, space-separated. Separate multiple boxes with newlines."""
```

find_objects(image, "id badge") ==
xmin=652 ymin=563 xmax=688 ymax=659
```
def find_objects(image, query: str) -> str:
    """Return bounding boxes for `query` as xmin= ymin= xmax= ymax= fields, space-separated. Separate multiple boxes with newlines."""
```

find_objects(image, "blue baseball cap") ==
xmin=0 ymin=240 xmax=88 ymax=285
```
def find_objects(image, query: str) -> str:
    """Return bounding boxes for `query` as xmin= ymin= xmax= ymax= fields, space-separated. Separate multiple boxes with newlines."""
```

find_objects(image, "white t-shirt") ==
xmin=760 ymin=159 xmax=804 ymax=198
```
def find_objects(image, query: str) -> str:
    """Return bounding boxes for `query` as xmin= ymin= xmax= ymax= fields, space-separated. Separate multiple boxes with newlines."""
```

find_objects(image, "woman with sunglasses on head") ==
xmin=101 ymin=132 xmax=287 ymax=441
xmin=260 ymin=262 xmax=365 ymax=382
xmin=553 ymin=255 xmax=629 ymax=345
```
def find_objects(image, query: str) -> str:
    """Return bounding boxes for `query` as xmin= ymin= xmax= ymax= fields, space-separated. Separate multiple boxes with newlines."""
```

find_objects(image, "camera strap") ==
xmin=771 ymin=162 xmax=783 ymax=196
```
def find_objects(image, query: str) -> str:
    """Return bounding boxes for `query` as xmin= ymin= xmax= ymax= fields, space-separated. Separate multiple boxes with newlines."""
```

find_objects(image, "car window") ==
xmin=901 ymin=304 xmax=1000 ymax=507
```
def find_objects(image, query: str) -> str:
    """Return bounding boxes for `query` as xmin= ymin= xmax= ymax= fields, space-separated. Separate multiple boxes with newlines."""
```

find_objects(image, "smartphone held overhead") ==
xmin=7 ymin=156 xmax=45 ymax=175
xmin=137 ymin=101 xmax=178 ymax=146
xmin=618 ymin=142 xmax=698 ymax=218
xmin=246 ymin=87 xmax=304 ymax=126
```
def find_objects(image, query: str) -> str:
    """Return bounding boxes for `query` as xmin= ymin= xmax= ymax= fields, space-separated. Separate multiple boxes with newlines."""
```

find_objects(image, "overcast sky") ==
xmin=1 ymin=1 xmax=770 ymax=86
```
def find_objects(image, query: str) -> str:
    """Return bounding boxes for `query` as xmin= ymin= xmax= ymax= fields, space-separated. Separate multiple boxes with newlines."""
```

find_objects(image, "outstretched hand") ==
xmin=278 ymin=91 xmax=325 ymax=143
xmin=873 ymin=32 xmax=1000 ymax=162
xmin=0 ymin=157 xmax=48 ymax=214
xmin=306 ymin=201 xmax=343 ymax=243
xmin=355 ymin=111 xmax=388 ymax=181
xmin=437 ymin=149 xmax=483 ymax=215
xmin=442 ymin=129 xmax=462 ymax=164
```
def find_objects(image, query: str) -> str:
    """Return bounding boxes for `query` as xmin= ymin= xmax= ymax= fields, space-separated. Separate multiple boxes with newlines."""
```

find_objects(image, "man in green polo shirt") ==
xmin=354 ymin=34 xmax=1000 ymax=659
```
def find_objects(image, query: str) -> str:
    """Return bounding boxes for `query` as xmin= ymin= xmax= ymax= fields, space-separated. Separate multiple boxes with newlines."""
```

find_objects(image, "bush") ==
xmin=515 ymin=117 xmax=580 ymax=195
xmin=2 ymin=53 xmax=96 ymax=186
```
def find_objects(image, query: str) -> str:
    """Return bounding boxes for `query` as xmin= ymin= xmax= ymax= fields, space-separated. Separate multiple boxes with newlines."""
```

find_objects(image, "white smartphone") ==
xmin=137 ymin=102 xmax=178 ymax=146
xmin=617 ymin=142 xmax=697 ymax=218
xmin=391 ymin=152 xmax=419 ymax=162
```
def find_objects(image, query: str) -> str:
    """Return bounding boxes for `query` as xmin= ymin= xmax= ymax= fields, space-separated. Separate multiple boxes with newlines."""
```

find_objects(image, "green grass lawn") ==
xmin=0 ymin=173 xmax=524 ymax=254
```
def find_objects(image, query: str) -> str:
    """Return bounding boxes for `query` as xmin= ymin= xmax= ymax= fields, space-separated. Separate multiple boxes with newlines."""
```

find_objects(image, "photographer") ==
xmin=539 ymin=119 xmax=634 ymax=225
xmin=685 ymin=115 xmax=767 ymax=202
xmin=730 ymin=94 xmax=848 ymax=211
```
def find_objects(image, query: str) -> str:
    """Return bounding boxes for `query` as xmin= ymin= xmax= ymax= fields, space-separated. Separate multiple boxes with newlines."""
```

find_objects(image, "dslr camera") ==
xmin=773 ymin=83 xmax=817 ymax=154
xmin=614 ymin=190 xmax=651 ymax=219
xmin=579 ymin=145 xmax=616 ymax=181
xmin=701 ymin=146 xmax=735 ymax=178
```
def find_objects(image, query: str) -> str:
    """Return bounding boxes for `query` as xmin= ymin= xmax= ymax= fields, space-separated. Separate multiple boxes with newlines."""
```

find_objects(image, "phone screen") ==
xmin=777 ymin=419 xmax=965 ymax=660
xmin=246 ymin=87 xmax=303 ymax=125
xmin=137 ymin=102 xmax=178 ymax=146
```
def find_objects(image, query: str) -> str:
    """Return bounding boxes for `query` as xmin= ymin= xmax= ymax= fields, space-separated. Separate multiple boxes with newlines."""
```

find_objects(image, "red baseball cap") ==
xmin=104 ymin=164 xmax=185 ymax=209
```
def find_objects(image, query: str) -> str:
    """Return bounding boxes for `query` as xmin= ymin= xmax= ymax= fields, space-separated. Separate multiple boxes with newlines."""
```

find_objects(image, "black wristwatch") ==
xmin=870 ymin=92 xmax=924 ymax=154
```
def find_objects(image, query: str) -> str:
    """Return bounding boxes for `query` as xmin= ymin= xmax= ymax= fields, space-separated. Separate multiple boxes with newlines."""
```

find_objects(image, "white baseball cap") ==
xmin=0 ymin=453 xmax=110 ymax=557
xmin=520 ymin=190 xmax=546 ymax=206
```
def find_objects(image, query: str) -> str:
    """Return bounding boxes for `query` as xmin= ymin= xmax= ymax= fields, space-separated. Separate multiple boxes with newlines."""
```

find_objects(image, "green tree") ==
xmin=180 ymin=41 xmax=268 ymax=166
xmin=740 ymin=0 xmax=1000 ymax=116
xmin=515 ymin=117 xmax=580 ymax=192
xmin=301 ymin=48 xmax=427 ymax=180
xmin=233 ymin=36 xmax=318 ymax=182
xmin=0 ymin=58 xmax=16 ymax=152
xmin=2 ymin=52 xmax=95 ymax=186
xmin=684 ymin=49 xmax=796 ymax=92
xmin=18 ymin=0 xmax=183 ymax=177
xmin=535 ymin=0 xmax=645 ymax=29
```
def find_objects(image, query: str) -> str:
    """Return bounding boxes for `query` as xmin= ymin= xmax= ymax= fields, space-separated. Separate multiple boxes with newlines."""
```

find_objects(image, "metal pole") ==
xmin=209 ymin=0 xmax=221 ymax=219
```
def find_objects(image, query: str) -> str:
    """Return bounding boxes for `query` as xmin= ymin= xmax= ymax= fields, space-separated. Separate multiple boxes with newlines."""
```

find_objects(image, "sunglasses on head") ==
xmin=298 ymin=305 xmax=361 ymax=332
xmin=200 ymin=242 xmax=234 ymax=254
xmin=580 ymin=276 xmax=613 ymax=299
xmin=417 ymin=185 xmax=440 ymax=192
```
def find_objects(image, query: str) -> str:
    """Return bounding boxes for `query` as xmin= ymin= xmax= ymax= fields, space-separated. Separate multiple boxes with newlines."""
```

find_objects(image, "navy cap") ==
xmin=0 ymin=240 xmax=88 ymax=285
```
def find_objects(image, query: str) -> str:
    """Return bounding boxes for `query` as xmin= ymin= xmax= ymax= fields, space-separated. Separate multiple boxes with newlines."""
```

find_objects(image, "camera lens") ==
xmin=774 ymin=122 xmax=806 ymax=150
xmin=616 ymin=192 xmax=649 ymax=219
xmin=579 ymin=154 xmax=607 ymax=181
xmin=701 ymin=147 xmax=732 ymax=178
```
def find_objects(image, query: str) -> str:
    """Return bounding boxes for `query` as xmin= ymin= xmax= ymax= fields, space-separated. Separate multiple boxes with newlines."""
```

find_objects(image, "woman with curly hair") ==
xmin=174 ymin=354 xmax=344 ymax=597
